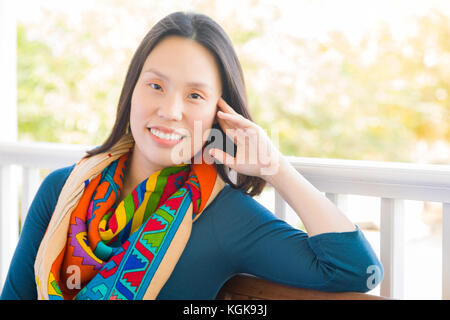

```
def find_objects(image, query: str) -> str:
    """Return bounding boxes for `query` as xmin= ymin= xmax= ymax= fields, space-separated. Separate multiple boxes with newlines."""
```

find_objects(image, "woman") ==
xmin=0 ymin=11 xmax=382 ymax=300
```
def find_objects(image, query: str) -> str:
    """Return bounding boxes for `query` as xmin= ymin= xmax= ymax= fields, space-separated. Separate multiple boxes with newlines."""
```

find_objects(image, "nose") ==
xmin=157 ymin=94 xmax=183 ymax=121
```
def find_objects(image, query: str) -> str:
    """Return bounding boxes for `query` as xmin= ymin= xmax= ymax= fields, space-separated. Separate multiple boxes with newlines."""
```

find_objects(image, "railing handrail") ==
xmin=286 ymin=155 xmax=450 ymax=203
xmin=1 ymin=140 xmax=449 ymax=197
xmin=0 ymin=140 xmax=93 ymax=169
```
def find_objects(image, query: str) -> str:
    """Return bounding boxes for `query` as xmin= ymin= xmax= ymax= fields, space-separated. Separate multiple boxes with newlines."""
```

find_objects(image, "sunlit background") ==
xmin=8 ymin=0 xmax=450 ymax=299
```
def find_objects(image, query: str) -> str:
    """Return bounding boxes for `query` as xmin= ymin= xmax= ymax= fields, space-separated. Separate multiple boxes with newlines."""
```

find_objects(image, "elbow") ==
xmin=311 ymin=259 xmax=384 ymax=293
xmin=362 ymin=261 xmax=384 ymax=293
xmin=322 ymin=258 xmax=384 ymax=293
xmin=307 ymin=226 xmax=385 ymax=293
xmin=343 ymin=259 xmax=385 ymax=293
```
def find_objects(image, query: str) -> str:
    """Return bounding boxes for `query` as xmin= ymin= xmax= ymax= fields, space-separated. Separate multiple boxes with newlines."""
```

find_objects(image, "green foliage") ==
xmin=17 ymin=14 xmax=122 ymax=145
xmin=247 ymin=12 xmax=449 ymax=163
xmin=17 ymin=3 xmax=450 ymax=164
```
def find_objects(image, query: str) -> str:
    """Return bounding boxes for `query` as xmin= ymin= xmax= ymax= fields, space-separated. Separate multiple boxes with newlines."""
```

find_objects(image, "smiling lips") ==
xmin=147 ymin=126 xmax=186 ymax=147
xmin=150 ymin=127 xmax=184 ymax=140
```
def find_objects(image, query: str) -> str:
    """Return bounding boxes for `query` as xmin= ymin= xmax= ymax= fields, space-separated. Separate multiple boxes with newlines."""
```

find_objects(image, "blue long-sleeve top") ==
xmin=0 ymin=164 xmax=383 ymax=300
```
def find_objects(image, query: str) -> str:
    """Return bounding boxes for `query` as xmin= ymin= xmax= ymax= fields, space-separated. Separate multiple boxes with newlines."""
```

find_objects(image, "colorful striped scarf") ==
xmin=34 ymin=133 xmax=226 ymax=300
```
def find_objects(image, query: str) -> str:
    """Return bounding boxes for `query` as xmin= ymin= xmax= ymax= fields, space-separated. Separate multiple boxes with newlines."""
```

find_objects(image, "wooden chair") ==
xmin=216 ymin=274 xmax=388 ymax=300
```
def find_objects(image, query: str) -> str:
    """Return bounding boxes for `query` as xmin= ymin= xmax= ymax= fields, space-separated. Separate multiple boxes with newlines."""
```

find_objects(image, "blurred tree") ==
xmin=246 ymin=10 xmax=449 ymax=162
xmin=17 ymin=2 xmax=449 ymax=164
xmin=17 ymin=9 xmax=130 ymax=146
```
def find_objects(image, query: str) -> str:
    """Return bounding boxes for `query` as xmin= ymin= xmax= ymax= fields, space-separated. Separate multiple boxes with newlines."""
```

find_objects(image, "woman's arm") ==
xmin=211 ymin=187 xmax=383 ymax=293
xmin=211 ymin=97 xmax=355 ymax=237
xmin=207 ymin=97 xmax=383 ymax=292
xmin=262 ymin=156 xmax=355 ymax=236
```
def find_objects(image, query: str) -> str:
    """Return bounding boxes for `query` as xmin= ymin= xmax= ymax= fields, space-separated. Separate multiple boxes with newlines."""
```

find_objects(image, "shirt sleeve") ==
xmin=210 ymin=186 xmax=384 ymax=293
xmin=0 ymin=165 xmax=74 ymax=300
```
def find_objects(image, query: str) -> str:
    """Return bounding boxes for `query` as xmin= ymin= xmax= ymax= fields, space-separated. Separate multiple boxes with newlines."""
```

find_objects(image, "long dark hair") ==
xmin=84 ymin=11 xmax=266 ymax=197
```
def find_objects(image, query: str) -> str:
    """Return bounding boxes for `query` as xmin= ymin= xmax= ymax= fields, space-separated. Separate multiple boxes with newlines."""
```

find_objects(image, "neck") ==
xmin=118 ymin=146 xmax=164 ymax=204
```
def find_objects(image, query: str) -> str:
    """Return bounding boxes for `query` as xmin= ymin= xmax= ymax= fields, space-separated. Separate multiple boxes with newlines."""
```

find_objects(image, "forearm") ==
xmin=263 ymin=156 xmax=356 ymax=237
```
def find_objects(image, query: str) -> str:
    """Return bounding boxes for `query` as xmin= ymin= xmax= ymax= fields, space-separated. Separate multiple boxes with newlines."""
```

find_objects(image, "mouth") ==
xmin=147 ymin=127 xmax=186 ymax=146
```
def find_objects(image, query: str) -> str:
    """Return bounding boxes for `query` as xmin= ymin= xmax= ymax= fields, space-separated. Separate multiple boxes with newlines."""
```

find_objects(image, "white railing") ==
xmin=277 ymin=156 xmax=450 ymax=299
xmin=0 ymin=140 xmax=93 ymax=292
xmin=0 ymin=141 xmax=449 ymax=299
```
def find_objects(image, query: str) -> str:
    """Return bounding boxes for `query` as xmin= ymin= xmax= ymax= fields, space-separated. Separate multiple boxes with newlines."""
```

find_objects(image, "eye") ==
xmin=149 ymin=83 xmax=162 ymax=91
xmin=189 ymin=93 xmax=203 ymax=100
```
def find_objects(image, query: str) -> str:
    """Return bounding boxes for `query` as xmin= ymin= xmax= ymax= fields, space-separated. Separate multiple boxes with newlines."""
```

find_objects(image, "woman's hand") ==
xmin=210 ymin=99 xmax=356 ymax=236
xmin=208 ymin=97 xmax=284 ymax=181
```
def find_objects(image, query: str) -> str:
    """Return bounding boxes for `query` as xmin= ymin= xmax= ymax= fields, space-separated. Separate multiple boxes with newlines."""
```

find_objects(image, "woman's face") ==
xmin=130 ymin=35 xmax=222 ymax=171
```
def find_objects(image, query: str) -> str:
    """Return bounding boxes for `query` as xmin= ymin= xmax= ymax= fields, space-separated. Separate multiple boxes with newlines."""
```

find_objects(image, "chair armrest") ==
xmin=216 ymin=274 xmax=389 ymax=300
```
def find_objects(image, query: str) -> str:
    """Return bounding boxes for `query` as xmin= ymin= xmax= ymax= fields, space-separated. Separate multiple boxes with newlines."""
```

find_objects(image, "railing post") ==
xmin=325 ymin=193 xmax=348 ymax=213
xmin=0 ymin=165 xmax=20 ymax=290
xmin=274 ymin=189 xmax=287 ymax=220
xmin=443 ymin=203 xmax=450 ymax=300
xmin=21 ymin=167 xmax=41 ymax=233
xmin=380 ymin=198 xmax=405 ymax=299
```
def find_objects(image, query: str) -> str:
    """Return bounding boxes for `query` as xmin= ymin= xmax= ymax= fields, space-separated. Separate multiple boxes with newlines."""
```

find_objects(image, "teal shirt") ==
xmin=0 ymin=165 xmax=383 ymax=299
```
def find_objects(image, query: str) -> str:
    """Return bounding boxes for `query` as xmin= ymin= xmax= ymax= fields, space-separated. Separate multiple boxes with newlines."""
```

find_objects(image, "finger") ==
xmin=216 ymin=113 xmax=235 ymax=132
xmin=217 ymin=111 xmax=253 ymax=129
xmin=221 ymin=128 xmax=240 ymax=145
xmin=209 ymin=148 xmax=237 ymax=169
xmin=217 ymin=97 xmax=239 ymax=115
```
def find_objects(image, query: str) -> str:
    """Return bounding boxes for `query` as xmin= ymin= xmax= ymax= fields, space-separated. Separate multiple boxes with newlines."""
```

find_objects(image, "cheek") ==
xmin=186 ymin=110 xmax=216 ymax=143
xmin=130 ymin=88 xmax=153 ymax=122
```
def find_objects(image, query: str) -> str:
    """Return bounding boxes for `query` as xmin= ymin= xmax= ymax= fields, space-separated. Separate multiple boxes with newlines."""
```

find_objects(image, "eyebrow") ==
xmin=142 ymin=68 xmax=213 ymax=92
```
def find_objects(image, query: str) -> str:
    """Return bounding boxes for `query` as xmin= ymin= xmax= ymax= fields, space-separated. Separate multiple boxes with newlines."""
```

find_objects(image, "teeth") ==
xmin=150 ymin=128 xmax=183 ymax=141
